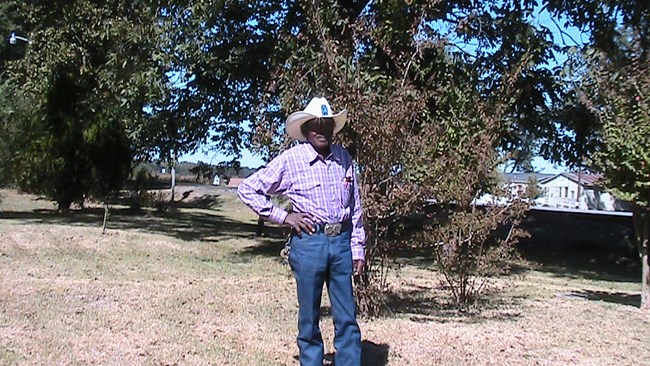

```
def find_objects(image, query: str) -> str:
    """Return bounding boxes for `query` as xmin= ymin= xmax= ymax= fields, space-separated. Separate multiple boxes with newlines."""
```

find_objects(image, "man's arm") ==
xmin=238 ymin=151 xmax=316 ymax=236
xmin=237 ymin=156 xmax=290 ymax=225
xmin=350 ymin=164 xmax=366 ymax=263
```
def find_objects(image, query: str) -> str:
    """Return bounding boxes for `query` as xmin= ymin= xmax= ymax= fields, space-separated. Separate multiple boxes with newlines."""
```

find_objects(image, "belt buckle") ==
xmin=324 ymin=223 xmax=341 ymax=236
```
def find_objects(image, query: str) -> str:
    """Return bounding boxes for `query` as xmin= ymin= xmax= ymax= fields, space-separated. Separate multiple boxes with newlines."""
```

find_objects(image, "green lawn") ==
xmin=0 ymin=188 xmax=648 ymax=365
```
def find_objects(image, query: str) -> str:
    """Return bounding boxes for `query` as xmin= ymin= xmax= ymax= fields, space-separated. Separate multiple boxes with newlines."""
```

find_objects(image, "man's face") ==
xmin=302 ymin=118 xmax=335 ymax=150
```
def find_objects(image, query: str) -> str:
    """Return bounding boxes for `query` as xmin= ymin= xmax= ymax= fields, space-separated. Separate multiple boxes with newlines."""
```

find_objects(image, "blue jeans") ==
xmin=288 ymin=229 xmax=361 ymax=366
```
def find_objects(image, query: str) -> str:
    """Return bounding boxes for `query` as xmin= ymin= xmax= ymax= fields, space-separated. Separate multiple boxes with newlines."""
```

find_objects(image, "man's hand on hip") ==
xmin=284 ymin=212 xmax=315 ymax=237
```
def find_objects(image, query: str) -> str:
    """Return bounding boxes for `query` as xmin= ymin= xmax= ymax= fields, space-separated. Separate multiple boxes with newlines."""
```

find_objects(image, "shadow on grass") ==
xmin=391 ymin=244 xmax=641 ymax=285
xmin=390 ymin=240 xmax=641 ymax=285
xmin=361 ymin=341 xmax=390 ymax=366
xmin=517 ymin=244 xmax=640 ymax=283
xmin=561 ymin=289 xmax=641 ymax=307
xmin=390 ymin=247 xmax=437 ymax=270
xmin=0 ymin=194 xmax=268 ymax=244
xmin=384 ymin=283 xmax=522 ymax=324
xmin=295 ymin=340 xmax=389 ymax=366
xmin=238 ymin=226 xmax=290 ymax=257
xmin=173 ymin=193 xmax=223 ymax=209
xmin=0 ymin=194 xmax=297 ymax=262
xmin=515 ymin=208 xmax=640 ymax=283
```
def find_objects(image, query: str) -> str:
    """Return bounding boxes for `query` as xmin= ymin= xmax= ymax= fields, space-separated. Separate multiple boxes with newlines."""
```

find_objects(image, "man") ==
xmin=237 ymin=97 xmax=365 ymax=366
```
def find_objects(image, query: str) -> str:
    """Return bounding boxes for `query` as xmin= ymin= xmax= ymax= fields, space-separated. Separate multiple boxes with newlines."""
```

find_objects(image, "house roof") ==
xmin=539 ymin=172 xmax=604 ymax=187
xmin=227 ymin=177 xmax=244 ymax=188
xmin=502 ymin=172 xmax=555 ymax=184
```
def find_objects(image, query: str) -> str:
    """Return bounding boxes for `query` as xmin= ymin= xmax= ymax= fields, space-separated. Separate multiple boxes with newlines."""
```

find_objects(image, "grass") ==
xmin=1 ymin=187 xmax=649 ymax=365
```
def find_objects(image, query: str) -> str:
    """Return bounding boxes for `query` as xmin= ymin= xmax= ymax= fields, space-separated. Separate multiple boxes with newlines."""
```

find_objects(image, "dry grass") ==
xmin=1 ymin=187 xmax=649 ymax=365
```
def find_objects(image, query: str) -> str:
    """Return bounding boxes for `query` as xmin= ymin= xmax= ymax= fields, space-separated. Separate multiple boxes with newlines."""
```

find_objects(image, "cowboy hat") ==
xmin=285 ymin=97 xmax=347 ymax=141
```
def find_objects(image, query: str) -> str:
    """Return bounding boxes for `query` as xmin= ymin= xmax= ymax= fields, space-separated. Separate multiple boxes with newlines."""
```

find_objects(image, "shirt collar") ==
xmin=303 ymin=142 xmax=342 ymax=164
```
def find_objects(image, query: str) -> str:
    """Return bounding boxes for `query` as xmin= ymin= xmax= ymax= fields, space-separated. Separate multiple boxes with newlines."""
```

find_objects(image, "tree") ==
xmin=546 ymin=0 xmax=650 ymax=309
xmin=4 ymin=1 xmax=174 ymax=209
xmin=0 ymin=1 xmax=24 ymax=185
xmin=578 ymin=34 xmax=650 ymax=309
xmin=546 ymin=0 xmax=650 ymax=60
xmin=155 ymin=0 xmax=290 ymax=162
xmin=404 ymin=66 xmax=531 ymax=309
xmin=155 ymin=0 xmax=568 ymax=171
xmin=545 ymin=0 xmax=650 ymax=169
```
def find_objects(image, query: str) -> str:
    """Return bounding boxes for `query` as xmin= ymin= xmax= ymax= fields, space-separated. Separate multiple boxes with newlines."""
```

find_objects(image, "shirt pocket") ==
xmin=292 ymin=181 xmax=321 ymax=198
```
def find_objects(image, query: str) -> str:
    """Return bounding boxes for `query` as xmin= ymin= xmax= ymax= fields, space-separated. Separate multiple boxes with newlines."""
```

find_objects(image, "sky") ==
xmin=180 ymin=5 xmax=587 ymax=174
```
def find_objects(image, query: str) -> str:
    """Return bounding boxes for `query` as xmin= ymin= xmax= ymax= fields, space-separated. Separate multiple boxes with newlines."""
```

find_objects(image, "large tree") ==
xmin=157 ymin=0 xmax=292 ymax=162
xmin=162 ymin=0 xmax=563 ymax=170
xmin=4 ymin=1 xmax=177 ymax=209
xmin=545 ymin=0 xmax=650 ymax=169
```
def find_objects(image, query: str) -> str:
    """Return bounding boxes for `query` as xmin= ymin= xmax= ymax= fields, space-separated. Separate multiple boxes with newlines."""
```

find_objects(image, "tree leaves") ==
xmin=2 ymin=1 xmax=171 ymax=208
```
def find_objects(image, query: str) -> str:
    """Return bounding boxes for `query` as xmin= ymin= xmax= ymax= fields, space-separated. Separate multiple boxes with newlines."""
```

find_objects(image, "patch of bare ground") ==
xmin=1 ymin=188 xmax=649 ymax=365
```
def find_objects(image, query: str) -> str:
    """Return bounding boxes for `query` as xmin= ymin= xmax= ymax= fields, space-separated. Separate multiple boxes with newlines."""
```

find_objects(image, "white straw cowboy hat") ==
xmin=285 ymin=97 xmax=347 ymax=142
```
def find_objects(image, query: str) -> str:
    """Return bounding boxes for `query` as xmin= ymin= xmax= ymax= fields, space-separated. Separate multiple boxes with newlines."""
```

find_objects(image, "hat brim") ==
xmin=285 ymin=109 xmax=347 ymax=142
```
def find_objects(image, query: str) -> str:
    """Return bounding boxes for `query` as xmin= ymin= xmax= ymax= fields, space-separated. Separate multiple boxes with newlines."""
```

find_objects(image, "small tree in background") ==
xmin=405 ymin=77 xmax=531 ymax=309
xmin=579 ymin=34 xmax=650 ymax=310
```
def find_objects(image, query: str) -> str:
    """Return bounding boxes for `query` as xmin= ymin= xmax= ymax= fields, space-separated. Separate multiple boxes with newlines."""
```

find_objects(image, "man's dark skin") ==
xmin=283 ymin=117 xmax=365 ymax=276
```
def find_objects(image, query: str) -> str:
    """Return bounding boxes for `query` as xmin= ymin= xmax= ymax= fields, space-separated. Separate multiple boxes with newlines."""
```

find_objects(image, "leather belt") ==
xmin=313 ymin=221 xmax=351 ymax=236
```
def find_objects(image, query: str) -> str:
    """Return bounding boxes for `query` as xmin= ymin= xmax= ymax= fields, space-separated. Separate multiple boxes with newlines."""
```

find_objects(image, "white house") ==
xmin=478 ymin=172 xmax=628 ymax=212
xmin=537 ymin=172 xmax=618 ymax=211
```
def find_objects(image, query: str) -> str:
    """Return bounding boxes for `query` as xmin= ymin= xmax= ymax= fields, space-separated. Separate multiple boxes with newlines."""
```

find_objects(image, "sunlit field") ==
xmin=1 ymin=187 xmax=648 ymax=365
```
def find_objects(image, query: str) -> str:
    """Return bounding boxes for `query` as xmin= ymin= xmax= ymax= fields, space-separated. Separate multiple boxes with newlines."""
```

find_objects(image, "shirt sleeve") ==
xmin=350 ymin=163 xmax=366 ymax=262
xmin=237 ymin=155 xmax=290 ymax=225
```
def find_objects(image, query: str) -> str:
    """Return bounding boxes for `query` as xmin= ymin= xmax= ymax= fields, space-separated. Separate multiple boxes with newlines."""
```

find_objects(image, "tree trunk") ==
xmin=634 ymin=208 xmax=649 ymax=310
xmin=102 ymin=204 xmax=109 ymax=235
xmin=170 ymin=164 xmax=176 ymax=203
xmin=170 ymin=150 xmax=177 ymax=204
xmin=57 ymin=193 xmax=73 ymax=212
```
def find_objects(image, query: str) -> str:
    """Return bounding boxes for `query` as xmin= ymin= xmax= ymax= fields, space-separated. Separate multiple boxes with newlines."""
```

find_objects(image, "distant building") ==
xmin=226 ymin=177 xmax=244 ymax=188
xmin=537 ymin=172 xmax=619 ymax=211
xmin=497 ymin=172 xmax=629 ymax=212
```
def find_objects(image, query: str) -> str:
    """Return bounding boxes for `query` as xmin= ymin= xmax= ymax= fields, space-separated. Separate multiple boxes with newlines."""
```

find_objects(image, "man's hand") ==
xmin=284 ymin=212 xmax=315 ymax=237
xmin=353 ymin=260 xmax=364 ymax=277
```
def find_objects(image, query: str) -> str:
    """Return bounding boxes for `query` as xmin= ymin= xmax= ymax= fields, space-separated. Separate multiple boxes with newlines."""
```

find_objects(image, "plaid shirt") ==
xmin=237 ymin=143 xmax=366 ymax=261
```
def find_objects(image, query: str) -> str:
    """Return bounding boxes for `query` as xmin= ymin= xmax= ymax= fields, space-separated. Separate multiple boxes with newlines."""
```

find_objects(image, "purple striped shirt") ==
xmin=237 ymin=143 xmax=366 ymax=261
